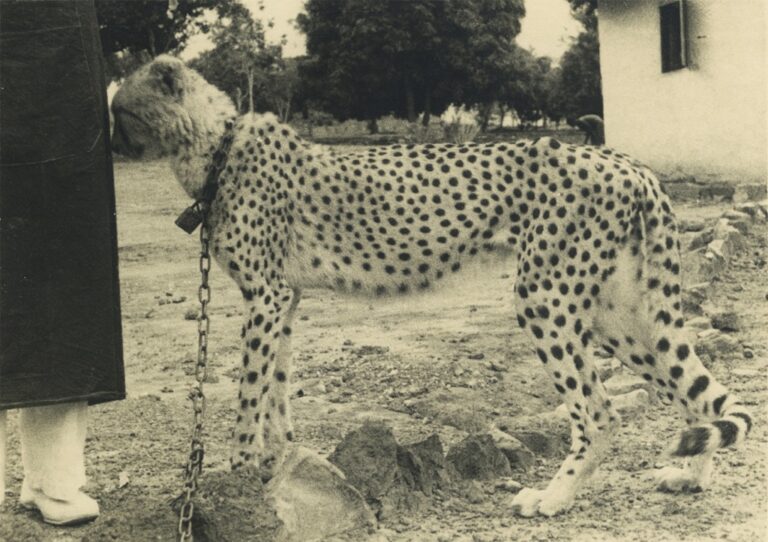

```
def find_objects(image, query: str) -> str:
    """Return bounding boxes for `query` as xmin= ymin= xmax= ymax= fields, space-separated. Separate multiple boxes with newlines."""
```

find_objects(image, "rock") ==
xmin=722 ymin=210 xmax=751 ymax=222
xmin=710 ymin=310 xmax=740 ymax=332
xmin=682 ymin=282 xmax=710 ymax=313
xmin=329 ymin=423 xmax=446 ymax=518
xmin=446 ymin=434 xmax=512 ymax=480
xmin=509 ymin=430 xmax=566 ymax=459
xmin=695 ymin=330 xmax=740 ymax=360
xmin=734 ymin=202 xmax=768 ymax=221
xmin=494 ymin=479 xmax=523 ymax=493
xmin=685 ymin=316 xmax=711 ymax=331
xmin=404 ymin=434 xmax=453 ymax=496
xmin=683 ymin=247 xmax=725 ymax=288
xmin=706 ymin=239 xmax=729 ymax=260
xmin=266 ymin=447 xmax=375 ymax=542
xmin=688 ymin=229 xmax=714 ymax=251
xmin=604 ymin=373 xmax=649 ymax=395
xmin=679 ymin=219 xmax=707 ymax=232
xmin=488 ymin=427 xmax=536 ymax=471
xmin=712 ymin=219 xmax=746 ymax=254
xmin=733 ymin=183 xmax=768 ymax=203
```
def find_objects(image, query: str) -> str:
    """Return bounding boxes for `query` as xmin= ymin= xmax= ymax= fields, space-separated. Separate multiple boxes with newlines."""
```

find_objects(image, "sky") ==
xmin=183 ymin=0 xmax=582 ymax=62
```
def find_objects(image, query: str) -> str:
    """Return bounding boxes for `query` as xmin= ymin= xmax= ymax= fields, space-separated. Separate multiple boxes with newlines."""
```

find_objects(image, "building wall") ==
xmin=598 ymin=0 xmax=767 ymax=183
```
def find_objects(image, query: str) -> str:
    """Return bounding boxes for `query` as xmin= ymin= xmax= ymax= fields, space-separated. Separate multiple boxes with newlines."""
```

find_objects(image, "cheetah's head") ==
xmin=111 ymin=55 xmax=235 ymax=159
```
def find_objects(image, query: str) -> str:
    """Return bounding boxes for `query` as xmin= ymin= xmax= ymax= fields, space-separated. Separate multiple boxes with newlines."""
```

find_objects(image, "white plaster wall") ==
xmin=598 ymin=0 xmax=767 ymax=183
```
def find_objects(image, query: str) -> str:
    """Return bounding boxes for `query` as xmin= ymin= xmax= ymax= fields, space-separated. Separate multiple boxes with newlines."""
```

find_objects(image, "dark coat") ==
xmin=0 ymin=0 xmax=125 ymax=409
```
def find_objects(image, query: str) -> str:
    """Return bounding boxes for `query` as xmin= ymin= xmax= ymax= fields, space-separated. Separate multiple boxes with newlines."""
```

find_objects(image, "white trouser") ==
xmin=0 ymin=401 xmax=88 ymax=505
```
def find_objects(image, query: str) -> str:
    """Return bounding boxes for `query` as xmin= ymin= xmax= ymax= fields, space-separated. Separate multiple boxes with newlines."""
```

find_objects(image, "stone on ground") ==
xmin=695 ymin=329 xmax=741 ymax=359
xmin=329 ymin=422 xmax=449 ymax=518
xmin=266 ymin=446 xmax=376 ymax=542
xmin=710 ymin=310 xmax=740 ymax=332
xmin=488 ymin=427 xmax=536 ymax=471
xmin=446 ymin=434 xmax=512 ymax=480
xmin=510 ymin=429 xmax=567 ymax=458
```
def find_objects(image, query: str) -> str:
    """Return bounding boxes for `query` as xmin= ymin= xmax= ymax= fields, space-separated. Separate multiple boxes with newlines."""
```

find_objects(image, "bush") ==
xmin=406 ymin=122 xmax=445 ymax=144
xmin=377 ymin=114 xmax=411 ymax=134
xmin=443 ymin=122 xmax=481 ymax=144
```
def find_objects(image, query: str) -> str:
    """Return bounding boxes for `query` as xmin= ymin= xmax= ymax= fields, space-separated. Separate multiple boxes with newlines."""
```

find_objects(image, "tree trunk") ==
xmin=498 ymin=104 xmax=507 ymax=128
xmin=404 ymin=77 xmax=416 ymax=123
xmin=281 ymin=101 xmax=291 ymax=123
xmin=367 ymin=118 xmax=379 ymax=134
xmin=479 ymin=103 xmax=492 ymax=132
xmin=147 ymin=28 xmax=156 ymax=57
xmin=235 ymin=88 xmax=243 ymax=113
xmin=421 ymin=90 xmax=431 ymax=126
xmin=247 ymin=68 xmax=255 ymax=113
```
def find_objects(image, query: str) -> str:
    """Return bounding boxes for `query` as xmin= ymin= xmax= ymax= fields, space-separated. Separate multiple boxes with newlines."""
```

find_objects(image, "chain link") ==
xmin=178 ymin=205 xmax=211 ymax=542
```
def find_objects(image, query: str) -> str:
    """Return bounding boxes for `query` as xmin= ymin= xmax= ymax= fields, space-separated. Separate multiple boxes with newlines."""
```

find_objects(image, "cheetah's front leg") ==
xmin=231 ymin=283 xmax=299 ymax=481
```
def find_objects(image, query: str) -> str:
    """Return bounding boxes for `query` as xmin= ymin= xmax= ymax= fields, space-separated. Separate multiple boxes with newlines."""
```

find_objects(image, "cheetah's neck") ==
xmin=170 ymin=101 xmax=237 ymax=200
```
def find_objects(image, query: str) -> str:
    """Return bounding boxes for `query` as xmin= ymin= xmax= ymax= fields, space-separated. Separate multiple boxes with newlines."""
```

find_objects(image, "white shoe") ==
xmin=19 ymin=483 xmax=99 ymax=526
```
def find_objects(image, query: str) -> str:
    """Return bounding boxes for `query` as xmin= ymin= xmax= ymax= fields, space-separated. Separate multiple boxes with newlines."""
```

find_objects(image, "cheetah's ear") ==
xmin=149 ymin=55 xmax=185 ymax=99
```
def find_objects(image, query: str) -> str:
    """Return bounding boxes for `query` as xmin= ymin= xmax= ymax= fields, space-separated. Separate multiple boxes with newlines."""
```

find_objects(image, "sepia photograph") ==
xmin=1 ymin=0 xmax=765 ymax=540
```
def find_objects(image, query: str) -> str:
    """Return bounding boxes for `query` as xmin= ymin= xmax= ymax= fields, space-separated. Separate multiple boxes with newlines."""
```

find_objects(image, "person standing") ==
xmin=571 ymin=114 xmax=606 ymax=145
xmin=0 ymin=0 xmax=125 ymax=526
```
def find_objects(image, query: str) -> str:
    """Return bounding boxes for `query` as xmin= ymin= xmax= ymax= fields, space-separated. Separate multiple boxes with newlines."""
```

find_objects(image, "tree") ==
xmin=262 ymin=58 xmax=300 ymax=122
xmin=551 ymin=0 xmax=603 ymax=119
xmin=558 ymin=28 xmax=603 ymax=118
xmin=190 ymin=0 xmax=283 ymax=114
xmin=96 ymin=0 xmax=216 ymax=79
xmin=296 ymin=0 xmax=525 ymax=126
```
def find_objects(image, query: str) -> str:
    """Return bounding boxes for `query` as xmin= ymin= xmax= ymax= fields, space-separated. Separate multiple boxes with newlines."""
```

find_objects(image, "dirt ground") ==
xmin=1 ymin=151 xmax=766 ymax=541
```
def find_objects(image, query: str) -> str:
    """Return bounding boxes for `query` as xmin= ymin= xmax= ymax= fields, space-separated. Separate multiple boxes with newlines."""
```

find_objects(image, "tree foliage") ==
xmin=549 ymin=0 xmax=603 ymax=119
xmin=189 ymin=0 xmax=284 ymax=114
xmin=296 ymin=0 xmax=525 ymax=125
xmin=96 ymin=0 xmax=218 ymax=57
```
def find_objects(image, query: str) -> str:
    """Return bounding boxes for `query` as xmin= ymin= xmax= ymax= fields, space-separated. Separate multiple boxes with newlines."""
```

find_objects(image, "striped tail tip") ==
xmin=670 ymin=409 xmax=752 ymax=458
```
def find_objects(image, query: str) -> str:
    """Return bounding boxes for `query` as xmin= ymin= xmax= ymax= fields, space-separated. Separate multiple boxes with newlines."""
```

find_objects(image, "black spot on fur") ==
xmin=687 ymin=375 xmax=709 ymax=400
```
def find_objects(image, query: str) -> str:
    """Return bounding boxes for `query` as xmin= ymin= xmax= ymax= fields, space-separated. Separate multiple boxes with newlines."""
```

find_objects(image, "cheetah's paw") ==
xmin=654 ymin=466 xmax=704 ymax=493
xmin=510 ymin=487 xmax=575 ymax=517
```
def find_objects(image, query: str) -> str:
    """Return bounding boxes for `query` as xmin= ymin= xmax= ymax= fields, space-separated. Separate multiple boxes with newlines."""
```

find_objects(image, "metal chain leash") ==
xmin=177 ymin=207 xmax=212 ymax=541
xmin=173 ymin=117 xmax=236 ymax=541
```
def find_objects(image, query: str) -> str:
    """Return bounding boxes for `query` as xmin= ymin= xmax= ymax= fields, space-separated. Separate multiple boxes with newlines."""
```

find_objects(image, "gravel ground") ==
xmin=1 ymin=156 xmax=766 ymax=542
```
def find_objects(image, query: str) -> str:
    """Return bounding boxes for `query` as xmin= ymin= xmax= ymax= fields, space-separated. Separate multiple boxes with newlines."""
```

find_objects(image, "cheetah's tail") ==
xmin=671 ymin=402 xmax=753 ymax=457
xmin=633 ymin=170 xmax=753 ymax=459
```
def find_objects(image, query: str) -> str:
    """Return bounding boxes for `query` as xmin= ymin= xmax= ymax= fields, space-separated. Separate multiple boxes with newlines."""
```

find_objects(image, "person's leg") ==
xmin=0 ymin=409 xmax=6 ymax=506
xmin=19 ymin=401 xmax=98 ymax=525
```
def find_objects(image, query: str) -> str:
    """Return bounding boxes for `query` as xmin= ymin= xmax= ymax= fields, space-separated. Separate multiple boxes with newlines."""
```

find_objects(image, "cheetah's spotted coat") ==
xmin=111 ymin=56 xmax=752 ymax=517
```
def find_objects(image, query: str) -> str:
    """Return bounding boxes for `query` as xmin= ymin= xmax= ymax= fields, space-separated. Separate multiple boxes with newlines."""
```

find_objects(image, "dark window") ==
xmin=660 ymin=1 xmax=687 ymax=72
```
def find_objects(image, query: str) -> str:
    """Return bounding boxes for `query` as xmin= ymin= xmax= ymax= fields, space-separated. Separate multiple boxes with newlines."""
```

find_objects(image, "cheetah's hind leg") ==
xmin=511 ymin=269 xmax=621 ymax=517
xmin=592 ymin=242 xmax=752 ymax=496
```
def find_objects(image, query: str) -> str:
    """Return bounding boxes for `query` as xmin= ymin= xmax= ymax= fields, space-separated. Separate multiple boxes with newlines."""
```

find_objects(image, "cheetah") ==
xmin=111 ymin=56 xmax=752 ymax=517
